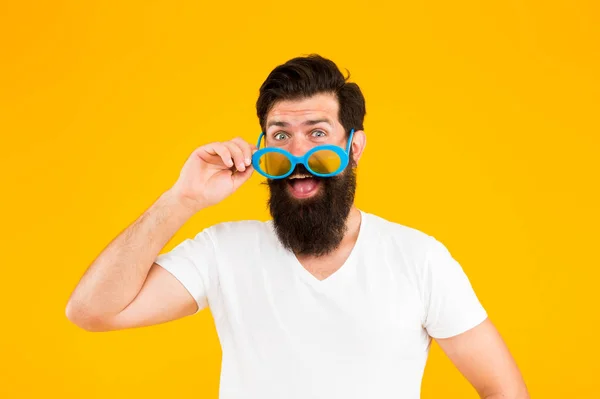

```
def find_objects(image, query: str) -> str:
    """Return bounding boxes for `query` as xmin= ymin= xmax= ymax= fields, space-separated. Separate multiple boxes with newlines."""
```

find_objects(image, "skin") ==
xmin=65 ymin=92 xmax=528 ymax=398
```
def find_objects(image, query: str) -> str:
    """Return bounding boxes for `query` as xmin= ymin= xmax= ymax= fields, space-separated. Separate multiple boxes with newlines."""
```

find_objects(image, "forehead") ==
xmin=266 ymin=93 xmax=339 ymax=128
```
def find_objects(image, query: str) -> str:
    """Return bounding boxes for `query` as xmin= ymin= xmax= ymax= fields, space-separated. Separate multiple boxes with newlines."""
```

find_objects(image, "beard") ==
xmin=267 ymin=162 xmax=357 ymax=257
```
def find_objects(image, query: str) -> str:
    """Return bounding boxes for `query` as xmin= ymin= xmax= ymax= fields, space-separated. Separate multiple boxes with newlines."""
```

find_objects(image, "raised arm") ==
xmin=65 ymin=137 xmax=256 ymax=332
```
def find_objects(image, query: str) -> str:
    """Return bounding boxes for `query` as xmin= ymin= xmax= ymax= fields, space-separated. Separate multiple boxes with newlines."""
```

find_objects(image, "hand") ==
xmin=170 ymin=137 xmax=257 ymax=211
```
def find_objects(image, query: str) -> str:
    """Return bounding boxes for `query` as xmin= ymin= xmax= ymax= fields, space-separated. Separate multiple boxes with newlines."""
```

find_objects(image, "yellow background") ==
xmin=1 ymin=0 xmax=598 ymax=398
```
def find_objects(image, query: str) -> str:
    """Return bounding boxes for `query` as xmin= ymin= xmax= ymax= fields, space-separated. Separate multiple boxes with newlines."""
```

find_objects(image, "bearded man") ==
xmin=66 ymin=54 xmax=529 ymax=399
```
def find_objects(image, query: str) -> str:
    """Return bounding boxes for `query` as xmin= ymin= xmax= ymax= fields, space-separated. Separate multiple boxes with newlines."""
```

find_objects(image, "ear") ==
xmin=350 ymin=130 xmax=366 ymax=165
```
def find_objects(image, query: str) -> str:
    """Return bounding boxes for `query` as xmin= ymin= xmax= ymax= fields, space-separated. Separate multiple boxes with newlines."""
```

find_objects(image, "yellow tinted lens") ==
xmin=307 ymin=150 xmax=342 ymax=174
xmin=259 ymin=152 xmax=292 ymax=177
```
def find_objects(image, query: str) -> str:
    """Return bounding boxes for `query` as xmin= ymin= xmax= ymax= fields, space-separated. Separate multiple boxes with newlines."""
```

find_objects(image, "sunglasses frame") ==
xmin=251 ymin=129 xmax=355 ymax=179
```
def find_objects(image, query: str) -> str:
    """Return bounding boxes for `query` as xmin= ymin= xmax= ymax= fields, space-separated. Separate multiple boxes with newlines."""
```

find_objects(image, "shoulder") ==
xmin=195 ymin=219 xmax=278 ymax=267
xmin=361 ymin=210 xmax=449 ymax=268
xmin=201 ymin=219 xmax=275 ymax=248
xmin=363 ymin=211 xmax=434 ymax=249
xmin=204 ymin=219 xmax=271 ymax=238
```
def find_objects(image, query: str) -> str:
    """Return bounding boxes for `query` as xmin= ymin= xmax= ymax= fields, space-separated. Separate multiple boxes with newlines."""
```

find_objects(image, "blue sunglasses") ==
xmin=251 ymin=129 xmax=355 ymax=179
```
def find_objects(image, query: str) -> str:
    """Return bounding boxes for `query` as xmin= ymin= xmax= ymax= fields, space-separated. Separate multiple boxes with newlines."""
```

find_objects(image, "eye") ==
xmin=312 ymin=130 xmax=327 ymax=137
xmin=274 ymin=132 xmax=288 ymax=140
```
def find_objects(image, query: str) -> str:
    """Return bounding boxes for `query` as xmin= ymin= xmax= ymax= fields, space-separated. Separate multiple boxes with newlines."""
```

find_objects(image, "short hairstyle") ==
xmin=256 ymin=54 xmax=366 ymax=136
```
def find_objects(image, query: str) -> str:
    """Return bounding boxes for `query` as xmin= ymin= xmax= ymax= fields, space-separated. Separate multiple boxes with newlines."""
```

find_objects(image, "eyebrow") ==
xmin=266 ymin=118 xmax=332 ymax=129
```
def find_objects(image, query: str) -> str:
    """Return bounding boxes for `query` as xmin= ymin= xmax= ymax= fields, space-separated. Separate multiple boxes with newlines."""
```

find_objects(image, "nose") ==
xmin=287 ymin=136 xmax=313 ymax=157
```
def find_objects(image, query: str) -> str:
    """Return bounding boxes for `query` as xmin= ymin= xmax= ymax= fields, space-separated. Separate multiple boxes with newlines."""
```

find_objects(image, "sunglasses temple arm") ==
xmin=256 ymin=132 xmax=265 ymax=149
xmin=346 ymin=129 xmax=355 ymax=153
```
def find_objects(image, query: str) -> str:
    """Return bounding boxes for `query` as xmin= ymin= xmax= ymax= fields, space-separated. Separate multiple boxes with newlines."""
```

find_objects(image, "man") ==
xmin=66 ymin=54 xmax=529 ymax=399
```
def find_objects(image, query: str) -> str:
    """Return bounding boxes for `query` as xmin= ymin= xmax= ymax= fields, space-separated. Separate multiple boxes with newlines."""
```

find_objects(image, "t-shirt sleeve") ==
xmin=154 ymin=227 xmax=217 ymax=315
xmin=422 ymin=236 xmax=488 ymax=339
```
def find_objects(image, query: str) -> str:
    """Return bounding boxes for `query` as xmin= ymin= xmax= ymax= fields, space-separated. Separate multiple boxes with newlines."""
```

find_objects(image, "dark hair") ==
xmin=256 ymin=54 xmax=366 ymax=136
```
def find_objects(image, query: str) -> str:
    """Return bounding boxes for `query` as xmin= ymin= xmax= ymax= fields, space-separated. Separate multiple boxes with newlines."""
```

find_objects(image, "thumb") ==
xmin=232 ymin=164 xmax=254 ymax=190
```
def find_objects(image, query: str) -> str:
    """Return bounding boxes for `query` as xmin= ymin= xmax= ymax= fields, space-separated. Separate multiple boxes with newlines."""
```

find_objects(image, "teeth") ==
xmin=289 ymin=174 xmax=312 ymax=179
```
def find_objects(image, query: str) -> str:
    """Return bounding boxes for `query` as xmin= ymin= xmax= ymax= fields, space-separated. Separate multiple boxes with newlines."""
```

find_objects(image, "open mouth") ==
xmin=286 ymin=174 xmax=322 ymax=198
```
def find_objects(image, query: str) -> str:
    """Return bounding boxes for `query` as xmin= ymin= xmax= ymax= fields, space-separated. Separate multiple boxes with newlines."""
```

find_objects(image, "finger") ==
xmin=232 ymin=164 xmax=254 ymax=190
xmin=231 ymin=137 xmax=254 ymax=166
xmin=202 ymin=142 xmax=234 ymax=168
xmin=223 ymin=141 xmax=247 ymax=172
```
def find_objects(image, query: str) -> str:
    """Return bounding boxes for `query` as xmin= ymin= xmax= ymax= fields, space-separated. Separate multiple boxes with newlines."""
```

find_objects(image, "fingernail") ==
xmin=245 ymin=157 xmax=251 ymax=165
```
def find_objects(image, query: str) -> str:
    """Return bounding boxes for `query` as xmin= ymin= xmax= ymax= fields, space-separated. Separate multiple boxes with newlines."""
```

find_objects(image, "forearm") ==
xmin=66 ymin=189 xmax=199 ymax=323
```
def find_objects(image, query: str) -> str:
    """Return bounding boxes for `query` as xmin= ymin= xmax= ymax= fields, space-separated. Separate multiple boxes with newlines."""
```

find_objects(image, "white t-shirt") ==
xmin=155 ymin=210 xmax=487 ymax=399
